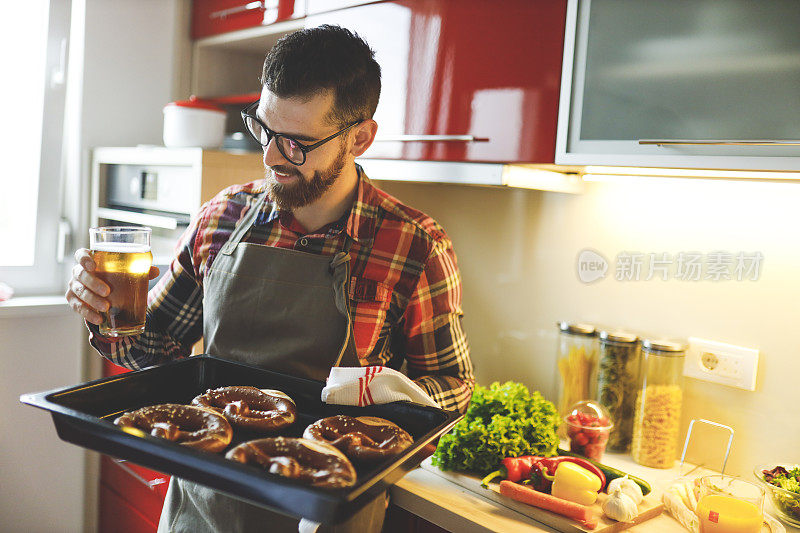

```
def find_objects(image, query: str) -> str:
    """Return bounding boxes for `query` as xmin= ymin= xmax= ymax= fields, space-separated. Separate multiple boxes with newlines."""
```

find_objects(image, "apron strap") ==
xmin=330 ymin=234 xmax=360 ymax=368
xmin=220 ymin=188 xmax=270 ymax=256
xmin=329 ymin=235 xmax=353 ymax=271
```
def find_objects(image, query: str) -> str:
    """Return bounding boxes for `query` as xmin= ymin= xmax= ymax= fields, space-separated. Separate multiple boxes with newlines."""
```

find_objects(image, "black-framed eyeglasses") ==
xmin=241 ymin=101 xmax=361 ymax=166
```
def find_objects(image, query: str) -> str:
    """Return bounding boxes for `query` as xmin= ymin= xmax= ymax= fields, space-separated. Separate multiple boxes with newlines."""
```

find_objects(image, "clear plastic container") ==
xmin=631 ymin=339 xmax=686 ymax=468
xmin=554 ymin=322 xmax=598 ymax=417
xmin=564 ymin=400 xmax=613 ymax=461
xmin=596 ymin=330 xmax=639 ymax=453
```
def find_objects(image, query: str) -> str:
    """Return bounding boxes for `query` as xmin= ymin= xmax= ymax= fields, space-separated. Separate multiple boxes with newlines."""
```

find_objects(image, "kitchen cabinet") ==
xmin=99 ymin=361 xmax=169 ymax=533
xmin=99 ymin=451 xmax=169 ymax=533
xmin=556 ymin=0 xmax=800 ymax=170
xmin=190 ymin=0 xmax=568 ymax=164
xmin=304 ymin=0 xmax=382 ymax=14
xmin=305 ymin=0 xmax=567 ymax=163
xmin=191 ymin=0 xmax=302 ymax=39
xmin=384 ymin=504 xmax=448 ymax=533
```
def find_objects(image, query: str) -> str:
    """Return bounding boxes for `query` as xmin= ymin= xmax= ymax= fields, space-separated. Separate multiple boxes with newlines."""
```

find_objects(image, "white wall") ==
xmin=80 ymin=0 xmax=183 ymax=150
xmin=1 ymin=2 xmax=186 ymax=532
xmin=0 ymin=304 xmax=85 ymax=533
xmin=378 ymin=176 xmax=800 ymax=478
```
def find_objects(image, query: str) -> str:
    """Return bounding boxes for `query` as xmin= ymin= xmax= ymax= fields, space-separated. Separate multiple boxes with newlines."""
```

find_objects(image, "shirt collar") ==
xmin=344 ymin=165 xmax=378 ymax=245
xmin=256 ymin=165 xmax=378 ymax=245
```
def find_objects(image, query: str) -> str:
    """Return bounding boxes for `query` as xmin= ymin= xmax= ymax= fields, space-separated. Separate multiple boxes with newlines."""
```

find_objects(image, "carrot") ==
xmin=499 ymin=480 xmax=599 ymax=530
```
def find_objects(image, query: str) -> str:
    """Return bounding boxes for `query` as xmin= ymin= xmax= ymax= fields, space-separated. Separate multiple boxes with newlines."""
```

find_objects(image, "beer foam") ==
xmin=91 ymin=242 xmax=150 ymax=253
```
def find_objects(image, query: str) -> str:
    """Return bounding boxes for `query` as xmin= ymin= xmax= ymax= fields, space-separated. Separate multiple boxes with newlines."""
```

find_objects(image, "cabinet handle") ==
xmin=210 ymin=1 xmax=264 ymax=19
xmin=639 ymin=139 xmax=800 ymax=146
xmin=112 ymin=459 xmax=169 ymax=492
xmin=373 ymin=134 xmax=488 ymax=143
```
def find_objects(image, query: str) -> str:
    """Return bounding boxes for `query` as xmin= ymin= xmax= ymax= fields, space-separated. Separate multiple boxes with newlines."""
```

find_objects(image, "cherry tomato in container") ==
xmin=564 ymin=400 xmax=613 ymax=461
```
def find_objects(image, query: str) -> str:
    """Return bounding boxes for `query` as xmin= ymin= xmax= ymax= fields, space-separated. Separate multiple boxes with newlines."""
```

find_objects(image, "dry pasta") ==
xmin=631 ymin=384 xmax=682 ymax=468
xmin=557 ymin=345 xmax=594 ymax=415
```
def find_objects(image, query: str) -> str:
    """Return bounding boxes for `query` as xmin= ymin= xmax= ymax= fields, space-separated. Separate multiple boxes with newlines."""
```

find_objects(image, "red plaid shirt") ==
xmin=89 ymin=168 xmax=474 ymax=412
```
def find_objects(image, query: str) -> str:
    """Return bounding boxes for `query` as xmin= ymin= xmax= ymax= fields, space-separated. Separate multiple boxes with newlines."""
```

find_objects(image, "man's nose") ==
xmin=263 ymin=137 xmax=290 ymax=168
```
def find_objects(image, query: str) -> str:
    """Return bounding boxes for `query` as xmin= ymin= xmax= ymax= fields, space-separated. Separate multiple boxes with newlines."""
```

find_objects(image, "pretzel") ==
xmin=303 ymin=415 xmax=413 ymax=464
xmin=113 ymin=404 xmax=233 ymax=453
xmin=191 ymin=386 xmax=296 ymax=433
xmin=226 ymin=437 xmax=357 ymax=488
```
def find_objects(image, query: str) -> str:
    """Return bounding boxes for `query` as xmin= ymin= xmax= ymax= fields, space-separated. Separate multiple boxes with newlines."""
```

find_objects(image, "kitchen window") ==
xmin=0 ymin=0 xmax=71 ymax=295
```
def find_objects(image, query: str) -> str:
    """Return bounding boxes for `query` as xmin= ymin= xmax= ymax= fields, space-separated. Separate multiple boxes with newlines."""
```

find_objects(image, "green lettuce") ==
xmin=431 ymin=381 xmax=560 ymax=475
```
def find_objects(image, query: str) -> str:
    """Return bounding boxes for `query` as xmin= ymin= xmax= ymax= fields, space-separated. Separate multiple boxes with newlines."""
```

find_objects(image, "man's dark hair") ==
xmin=261 ymin=25 xmax=381 ymax=126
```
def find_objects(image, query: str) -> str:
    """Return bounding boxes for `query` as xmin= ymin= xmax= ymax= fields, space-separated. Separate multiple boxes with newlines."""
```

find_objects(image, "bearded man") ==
xmin=66 ymin=24 xmax=474 ymax=533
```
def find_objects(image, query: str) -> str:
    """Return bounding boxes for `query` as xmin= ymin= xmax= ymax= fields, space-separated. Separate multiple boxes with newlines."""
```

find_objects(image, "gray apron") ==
xmin=158 ymin=190 xmax=386 ymax=532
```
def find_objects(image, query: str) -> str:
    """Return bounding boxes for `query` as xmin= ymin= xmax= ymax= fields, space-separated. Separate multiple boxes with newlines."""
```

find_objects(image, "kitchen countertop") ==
xmin=389 ymin=451 xmax=799 ymax=533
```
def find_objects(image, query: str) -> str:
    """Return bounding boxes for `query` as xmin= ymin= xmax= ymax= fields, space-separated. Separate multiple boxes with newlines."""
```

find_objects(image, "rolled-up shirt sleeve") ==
xmin=402 ymin=238 xmax=475 ymax=413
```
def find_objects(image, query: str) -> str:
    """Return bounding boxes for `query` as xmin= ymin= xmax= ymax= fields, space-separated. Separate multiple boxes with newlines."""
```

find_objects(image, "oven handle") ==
xmin=96 ymin=207 xmax=179 ymax=230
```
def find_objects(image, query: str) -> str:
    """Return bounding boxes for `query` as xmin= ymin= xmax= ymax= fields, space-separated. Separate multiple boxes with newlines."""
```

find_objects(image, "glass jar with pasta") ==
xmin=554 ymin=322 xmax=599 ymax=418
xmin=596 ymin=330 xmax=640 ymax=453
xmin=631 ymin=339 xmax=686 ymax=468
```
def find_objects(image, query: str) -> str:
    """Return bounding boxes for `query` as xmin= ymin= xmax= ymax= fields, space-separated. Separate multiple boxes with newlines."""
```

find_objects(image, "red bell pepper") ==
xmin=481 ymin=455 xmax=606 ymax=490
xmin=480 ymin=455 xmax=539 ymax=486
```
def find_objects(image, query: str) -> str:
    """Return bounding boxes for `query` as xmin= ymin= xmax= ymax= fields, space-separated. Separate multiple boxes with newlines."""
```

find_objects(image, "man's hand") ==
xmin=65 ymin=248 xmax=160 ymax=325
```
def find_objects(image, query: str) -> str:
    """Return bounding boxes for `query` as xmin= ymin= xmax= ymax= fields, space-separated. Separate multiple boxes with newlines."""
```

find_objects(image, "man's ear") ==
xmin=349 ymin=119 xmax=378 ymax=157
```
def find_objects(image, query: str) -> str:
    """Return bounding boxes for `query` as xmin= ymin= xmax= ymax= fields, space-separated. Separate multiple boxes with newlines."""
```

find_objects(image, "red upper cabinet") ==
xmin=192 ymin=0 xmax=301 ymax=39
xmin=305 ymin=0 xmax=567 ymax=163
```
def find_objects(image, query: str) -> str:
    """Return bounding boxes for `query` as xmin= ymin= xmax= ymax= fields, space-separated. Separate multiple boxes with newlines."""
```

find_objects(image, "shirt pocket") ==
xmin=349 ymin=277 xmax=393 ymax=359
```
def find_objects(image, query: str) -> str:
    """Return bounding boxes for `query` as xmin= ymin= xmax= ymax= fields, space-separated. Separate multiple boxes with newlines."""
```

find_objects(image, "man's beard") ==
xmin=266 ymin=143 xmax=348 ymax=210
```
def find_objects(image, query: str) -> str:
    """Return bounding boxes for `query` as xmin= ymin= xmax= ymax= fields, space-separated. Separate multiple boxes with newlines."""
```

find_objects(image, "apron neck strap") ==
xmin=330 ymin=233 xmax=353 ymax=271
xmin=220 ymin=186 xmax=357 ymax=262
xmin=220 ymin=189 xmax=270 ymax=256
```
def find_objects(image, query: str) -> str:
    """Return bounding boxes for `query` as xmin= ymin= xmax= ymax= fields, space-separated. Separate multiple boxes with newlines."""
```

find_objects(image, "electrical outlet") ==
xmin=684 ymin=337 xmax=758 ymax=390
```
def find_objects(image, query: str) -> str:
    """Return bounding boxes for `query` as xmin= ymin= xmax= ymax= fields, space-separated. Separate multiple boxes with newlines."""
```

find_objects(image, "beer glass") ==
xmin=696 ymin=475 xmax=765 ymax=533
xmin=89 ymin=226 xmax=152 ymax=337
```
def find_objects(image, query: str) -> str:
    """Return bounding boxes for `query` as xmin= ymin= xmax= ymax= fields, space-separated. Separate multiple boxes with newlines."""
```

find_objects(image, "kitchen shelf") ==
xmin=193 ymin=18 xmax=304 ymax=51
xmin=191 ymin=18 xmax=304 ymax=98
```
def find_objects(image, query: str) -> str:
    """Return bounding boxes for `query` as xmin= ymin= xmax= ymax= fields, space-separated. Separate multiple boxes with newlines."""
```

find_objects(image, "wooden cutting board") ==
xmin=419 ymin=458 xmax=664 ymax=532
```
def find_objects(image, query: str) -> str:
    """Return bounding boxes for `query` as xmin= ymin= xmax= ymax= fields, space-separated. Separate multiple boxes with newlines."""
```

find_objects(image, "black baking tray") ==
xmin=20 ymin=355 xmax=463 ymax=523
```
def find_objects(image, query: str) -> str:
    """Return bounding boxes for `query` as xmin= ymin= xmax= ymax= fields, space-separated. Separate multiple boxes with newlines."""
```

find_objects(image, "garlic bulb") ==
xmin=607 ymin=475 xmax=644 ymax=505
xmin=602 ymin=487 xmax=638 ymax=522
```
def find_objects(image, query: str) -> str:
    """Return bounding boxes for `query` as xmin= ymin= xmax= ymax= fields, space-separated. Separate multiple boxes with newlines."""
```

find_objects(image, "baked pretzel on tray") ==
xmin=191 ymin=386 xmax=296 ymax=433
xmin=226 ymin=437 xmax=357 ymax=488
xmin=303 ymin=415 xmax=413 ymax=464
xmin=113 ymin=403 xmax=233 ymax=453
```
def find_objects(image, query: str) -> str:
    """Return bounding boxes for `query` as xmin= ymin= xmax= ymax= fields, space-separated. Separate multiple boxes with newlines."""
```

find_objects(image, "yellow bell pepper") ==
xmin=549 ymin=461 xmax=601 ymax=506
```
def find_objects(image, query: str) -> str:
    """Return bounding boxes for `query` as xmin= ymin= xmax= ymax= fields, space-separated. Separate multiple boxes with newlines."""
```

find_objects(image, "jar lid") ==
xmin=642 ymin=339 xmax=686 ymax=354
xmin=563 ymin=400 xmax=614 ymax=431
xmin=557 ymin=321 xmax=596 ymax=337
xmin=164 ymin=95 xmax=225 ymax=113
xmin=599 ymin=330 xmax=638 ymax=343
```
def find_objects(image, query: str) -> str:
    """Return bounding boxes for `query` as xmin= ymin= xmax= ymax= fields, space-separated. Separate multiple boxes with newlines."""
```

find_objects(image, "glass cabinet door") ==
xmin=557 ymin=0 xmax=800 ymax=170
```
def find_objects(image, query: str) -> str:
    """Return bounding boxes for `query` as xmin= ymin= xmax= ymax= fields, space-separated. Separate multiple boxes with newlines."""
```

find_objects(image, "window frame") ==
xmin=0 ymin=0 xmax=71 ymax=296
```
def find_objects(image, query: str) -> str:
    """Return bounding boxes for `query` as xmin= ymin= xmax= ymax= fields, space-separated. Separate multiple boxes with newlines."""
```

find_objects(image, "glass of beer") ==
xmin=89 ymin=226 xmax=152 ymax=337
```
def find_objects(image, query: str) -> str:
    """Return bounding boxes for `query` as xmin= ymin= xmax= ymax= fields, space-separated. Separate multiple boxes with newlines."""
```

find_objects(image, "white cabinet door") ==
xmin=556 ymin=0 xmax=800 ymax=170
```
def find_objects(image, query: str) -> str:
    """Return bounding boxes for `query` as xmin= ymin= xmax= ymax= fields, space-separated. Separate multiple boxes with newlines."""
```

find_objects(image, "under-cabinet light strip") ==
xmin=582 ymin=166 xmax=800 ymax=181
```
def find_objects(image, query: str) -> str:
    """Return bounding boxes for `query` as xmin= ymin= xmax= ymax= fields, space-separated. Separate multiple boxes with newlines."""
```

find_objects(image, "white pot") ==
xmin=163 ymin=97 xmax=226 ymax=148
